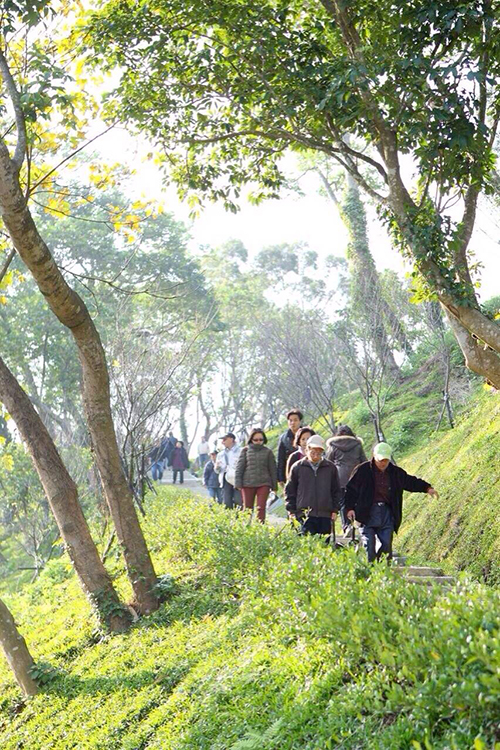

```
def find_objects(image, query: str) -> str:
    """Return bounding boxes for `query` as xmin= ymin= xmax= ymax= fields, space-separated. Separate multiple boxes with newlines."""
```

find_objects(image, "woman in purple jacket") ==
xmin=169 ymin=440 xmax=190 ymax=484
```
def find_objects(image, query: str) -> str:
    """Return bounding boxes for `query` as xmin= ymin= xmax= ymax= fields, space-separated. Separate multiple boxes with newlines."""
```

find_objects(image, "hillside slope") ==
xmin=397 ymin=390 xmax=500 ymax=583
xmin=0 ymin=493 xmax=499 ymax=750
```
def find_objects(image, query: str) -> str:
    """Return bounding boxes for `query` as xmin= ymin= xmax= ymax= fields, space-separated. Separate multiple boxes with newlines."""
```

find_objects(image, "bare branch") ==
xmin=0 ymin=48 xmax=27 ymax=173
xmin=0 ymin=247 xmax=15 ymax=285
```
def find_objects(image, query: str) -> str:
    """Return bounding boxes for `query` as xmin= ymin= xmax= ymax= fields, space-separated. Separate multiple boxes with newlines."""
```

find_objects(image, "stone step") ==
xmin=405 ymin=575 xmax=455 ymax=586
xmin=395 ymin=566 xmax=444 ymax=577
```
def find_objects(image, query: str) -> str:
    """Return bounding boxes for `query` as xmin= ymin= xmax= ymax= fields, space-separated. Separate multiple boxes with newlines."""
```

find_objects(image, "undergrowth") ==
xmin=0 ymin=491 xmax=498 ymax=749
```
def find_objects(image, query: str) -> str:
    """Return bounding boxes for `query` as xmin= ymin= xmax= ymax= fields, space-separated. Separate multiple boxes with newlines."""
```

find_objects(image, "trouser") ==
xmin=151 ymin=462 xmax=163 ymax=481
xmin=207 ymin=486 xmax=223 ymax=503
xmin=298 ymin=515 xmax=332 ymax=536
xmin=223 ymin=478 xmax=242 ymax=509
xmin=199 ymin=453 xmax=209 ymax=466
xmin=359 ymin=503 xmax=394 ymax=563
xmin=173 ymin=470 xmax=184 ymax=484
xmin=241 ymin=485 xmax=270 ymax=523
xmin=339 ymin=487 xmax=349 ymax=531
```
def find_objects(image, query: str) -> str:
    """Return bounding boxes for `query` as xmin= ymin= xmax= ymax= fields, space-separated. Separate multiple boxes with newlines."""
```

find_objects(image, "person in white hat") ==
xmin=345 ymin=442 xmax=439 ymax=562
xmin=284 ymin=434 xmax=341 ymax=536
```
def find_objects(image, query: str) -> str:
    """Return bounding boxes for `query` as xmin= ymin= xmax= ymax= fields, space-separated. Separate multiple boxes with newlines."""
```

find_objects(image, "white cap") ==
xmin=373 ymin=442 xmax=392 ymax=461
xmin=307 ymin=435 xmax=325 ymax=450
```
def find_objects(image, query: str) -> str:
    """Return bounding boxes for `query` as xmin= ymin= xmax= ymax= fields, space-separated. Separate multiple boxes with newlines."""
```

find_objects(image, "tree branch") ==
xmin=0 ymin=48 xmax=27 ymax=173
xmin=0 ymin=247 xmax=15 ymax=286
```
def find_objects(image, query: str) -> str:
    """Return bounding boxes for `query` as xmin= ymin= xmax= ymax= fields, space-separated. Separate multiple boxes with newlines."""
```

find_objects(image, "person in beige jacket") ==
xmin=235 ymin=428 xmax=277 ymax=522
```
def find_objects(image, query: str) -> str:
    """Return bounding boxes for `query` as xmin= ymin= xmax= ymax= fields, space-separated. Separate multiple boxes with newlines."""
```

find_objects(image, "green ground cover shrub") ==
xmin=0 ymin=491 xmax=498 ymax=749
xmin=399 ymin=391 xmax=500 ymax=583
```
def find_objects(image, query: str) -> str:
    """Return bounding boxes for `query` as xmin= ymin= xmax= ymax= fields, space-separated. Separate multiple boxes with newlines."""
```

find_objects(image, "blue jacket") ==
xmin=203 ymin=460 xmax=219 ymax=488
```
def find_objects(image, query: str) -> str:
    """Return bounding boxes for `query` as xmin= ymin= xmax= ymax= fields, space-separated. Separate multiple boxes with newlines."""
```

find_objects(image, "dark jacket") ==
xmin=235 ymin=444 xmax=277 ymax=490
xmin=203 ymin=459 xmax=219 ymax=488
xmin=325 ymin=436 xmax=367 ymax=488
xmin=285 ymin=457 xmax=341 ymax=519
xmin=344 ymin=460 xmax=431 ymax=533
xmin=170 ymin=446 xmax=190 ymax=471
xmin=286 ymin=448 xmax=305 ymax=480
xmin=277 ymin=428 xmax=297 ymax=483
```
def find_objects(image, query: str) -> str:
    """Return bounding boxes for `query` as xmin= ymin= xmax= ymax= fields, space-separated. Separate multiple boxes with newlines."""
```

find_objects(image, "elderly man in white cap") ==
xmin=285 ymin=435 xmax=341 ymax=536
xmin=344 ymin=442 xmax=439 ymax=562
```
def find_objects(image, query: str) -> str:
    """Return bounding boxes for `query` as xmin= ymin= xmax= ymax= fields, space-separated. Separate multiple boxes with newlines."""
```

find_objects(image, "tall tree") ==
xmin=0 ymin=15 xmax=159 ymax=612
xmin=0 ymin=598 xmax=38 ymax=697
xmin=0 ymin=356 xmax=131 ymax=632
xmin=85 ymin=0 xmax=500 ymax=386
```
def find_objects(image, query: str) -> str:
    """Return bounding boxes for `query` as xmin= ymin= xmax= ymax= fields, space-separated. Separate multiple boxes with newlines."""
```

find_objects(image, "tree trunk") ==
xmin=179 ymin=397 xmax=189 ymax=446
xmin=378 ymin=141 xmax=500 ymax=387
xmin=0 ymin=598 xmax=38 ymax=696
xmin=0 ymin=356 xmax=131 ymax=632
xmin=0 ymin=142 xmax=158 ymax=614
xmin=340 ymin=180 xmax=404 ymax=379
xmin=443 ymin=310 xmax=500 ymax=388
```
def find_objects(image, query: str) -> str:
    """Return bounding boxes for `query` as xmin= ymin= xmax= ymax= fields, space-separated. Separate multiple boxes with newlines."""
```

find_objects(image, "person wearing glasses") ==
xmin=235 ymin=428 xmax=277 ymax=523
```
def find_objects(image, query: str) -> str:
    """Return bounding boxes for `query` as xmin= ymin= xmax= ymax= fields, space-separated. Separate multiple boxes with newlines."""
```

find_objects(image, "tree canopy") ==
xmin=82 ymin=0 xmax=500 ymax=385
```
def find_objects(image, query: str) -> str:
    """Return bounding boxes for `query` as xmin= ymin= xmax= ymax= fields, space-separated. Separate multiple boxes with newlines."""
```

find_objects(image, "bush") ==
xmin=0 ymin=490 xmax=498 ymax=750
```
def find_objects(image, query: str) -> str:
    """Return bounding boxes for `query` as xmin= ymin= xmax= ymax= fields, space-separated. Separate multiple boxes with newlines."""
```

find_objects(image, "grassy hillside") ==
xmin=269 ymin=372 xmax=499 ymax=582
xmin=398 ymin=390 xmax=500 ymax=583
xmin=0 ymin=492 xmax=499 ymax=749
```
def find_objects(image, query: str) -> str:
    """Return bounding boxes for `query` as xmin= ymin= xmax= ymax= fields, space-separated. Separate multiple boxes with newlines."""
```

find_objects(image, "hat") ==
xmin=373 ymin=442 xmax=392 ymax=460
xmin=306 ymin=435 xmax=325 ymax=450
xmin=219 ymin=432 xmax=236 ymax=441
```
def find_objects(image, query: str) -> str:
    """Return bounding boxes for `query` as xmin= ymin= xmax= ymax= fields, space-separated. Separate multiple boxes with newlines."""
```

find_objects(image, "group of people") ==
xmin=201 ymin=408 xmax=439 ymax=563
xmin=148 ymin=432 xmax=190 ymax=484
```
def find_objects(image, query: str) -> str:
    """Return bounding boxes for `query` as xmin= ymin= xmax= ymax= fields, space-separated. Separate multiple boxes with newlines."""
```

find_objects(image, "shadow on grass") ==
xmin=46 ymin=662 xmax=189 ymax=698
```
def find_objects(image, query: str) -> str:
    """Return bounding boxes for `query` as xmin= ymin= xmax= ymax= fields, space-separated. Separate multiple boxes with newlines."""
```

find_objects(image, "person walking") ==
xmin=148 ymin=439 xmax=166 ymax=482
xmin=215 ymin=432 xmax=242 ymax=509
xmin=234 ymin=428 xmax=277 ymax=523
xmin=169 ymin=440 xmax=190 ymax=484
xmin=285 ymin=435 xmax=341 ymax=536
xmin=285 ymin=426 xmax=316 ymax=480
xmin=326 ymin=425 xmax=367 ymax=534
xmin=197 ymin=436 xmax=211 ymax=469
xmin=277 ymin=409 xmax=303 ymax=488
xmin=203 ymin=451 xmax=223 ymax=503
xmin=164 ymin=431 xmax=177 ymax=468
xmin=344 ymin=442 xmax=439 ymax=562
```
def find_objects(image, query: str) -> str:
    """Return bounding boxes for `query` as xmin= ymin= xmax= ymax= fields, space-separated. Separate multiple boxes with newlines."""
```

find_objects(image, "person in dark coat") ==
xmin=344 ymin=442 xmax=439 ymax=562
xmin=170 ymin=440 xmax=190 ymax=484
xmin=203 ymin=451 xmax=222 ymax=503
xmin=277 ymin=409 xmax=303 ymax=488
xmin=285 ymin=435 xmax=341 ymax=536
xmin=235 ymin=428 xmax=277 ymax=523
xmin=148 ymin=438 xmax=169 ymax=481
xmin=326 ymin=425 xmax=367 ymax=533
xmin=164 ymin=431 xmax=177 ymax=467
xmin=285 ymin=426 xmax=316 ymax=480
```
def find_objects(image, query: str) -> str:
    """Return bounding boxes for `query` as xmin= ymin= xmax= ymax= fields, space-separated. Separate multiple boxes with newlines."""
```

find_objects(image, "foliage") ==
xmin=399 ymin=390 xmax=500 ymax=584
xmin=80 ymin=0 xmax=500 ymax=385
xmin=0 ymin=489 xmax=498 ymax=749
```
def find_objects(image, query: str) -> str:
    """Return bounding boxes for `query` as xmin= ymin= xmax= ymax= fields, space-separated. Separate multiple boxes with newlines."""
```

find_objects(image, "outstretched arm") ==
xmin=400 ymin=468 xmax=437 ymax=497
